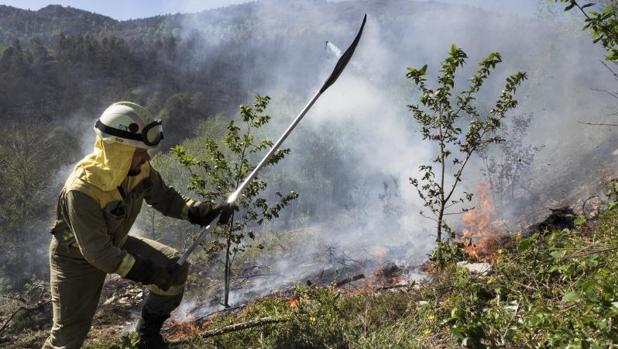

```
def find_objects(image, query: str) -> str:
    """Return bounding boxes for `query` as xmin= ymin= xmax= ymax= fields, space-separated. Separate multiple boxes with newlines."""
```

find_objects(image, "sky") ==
xmin=0 ymin=0 xmax=542 ymax=20
xmin=0 ymin=0 xmax=255 ymax=19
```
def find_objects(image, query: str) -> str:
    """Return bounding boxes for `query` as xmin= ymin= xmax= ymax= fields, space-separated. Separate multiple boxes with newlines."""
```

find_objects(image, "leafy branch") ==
xmin=408 ymin=44 xmax=527 ymax=242
xmin=172 ymin=95 xmax=298 ymax=306
xmin=556 ymin=0 xmax=618 ymax=61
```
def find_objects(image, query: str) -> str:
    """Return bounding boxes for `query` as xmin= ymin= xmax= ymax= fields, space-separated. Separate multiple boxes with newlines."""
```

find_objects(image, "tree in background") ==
xmin=0 ymin=119 xmax=79 ymax=287
xmin=555 ymin=1 xmax=618 ymax=126
xmin=408 ymin=44 xmax=527 ymax=245
xmin=479 ymin=113 xmax=543 ymax=210
xmin=172 ymin=95 xmax=298 ymax=307
xmin=555 ymin=0 xmax=617 ymax=61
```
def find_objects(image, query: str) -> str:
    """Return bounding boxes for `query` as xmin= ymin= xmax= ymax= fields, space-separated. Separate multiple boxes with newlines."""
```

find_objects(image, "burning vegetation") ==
xmin=152 ymin=204 xmax=618 ymax=349
xmin=164 ymin=317 xmax=213 ymax=342
xmin=461 ymin=182 xmax=504 ymax=261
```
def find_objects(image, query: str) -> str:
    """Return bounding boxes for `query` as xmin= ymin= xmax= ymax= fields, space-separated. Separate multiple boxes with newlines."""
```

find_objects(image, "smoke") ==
xmin=240 ymin=0 xmax=617 ymax=218
xmin=325 ymin=41 xmax=342 ymax=57
xmin=326 ymin=41 xmax=365 ymax=71
xmin=150 ymin=0 xmax=618 ymax=307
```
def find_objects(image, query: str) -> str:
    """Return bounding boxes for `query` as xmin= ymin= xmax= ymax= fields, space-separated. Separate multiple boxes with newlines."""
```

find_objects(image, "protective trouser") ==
xmin=42 ymin=236 xmax=189 ymax=349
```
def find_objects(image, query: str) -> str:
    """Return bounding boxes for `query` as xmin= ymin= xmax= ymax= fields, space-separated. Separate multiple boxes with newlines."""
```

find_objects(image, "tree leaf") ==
xmin=562 ymin=292 xmax=579 ymax=303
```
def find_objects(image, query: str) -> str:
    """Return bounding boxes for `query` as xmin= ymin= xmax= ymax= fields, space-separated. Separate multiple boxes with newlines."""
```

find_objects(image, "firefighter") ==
xmin=43 ymin=102 xmax=234 ymax=349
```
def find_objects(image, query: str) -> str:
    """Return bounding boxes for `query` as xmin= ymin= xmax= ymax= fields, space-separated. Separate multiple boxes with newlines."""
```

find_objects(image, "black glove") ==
xmin=188 ymin=202 xmax=238 ymax=226
xmin=217 ymin=203 xmax=238 ymax=225
xmin=125 ymin=256 xmax=183 ymax=291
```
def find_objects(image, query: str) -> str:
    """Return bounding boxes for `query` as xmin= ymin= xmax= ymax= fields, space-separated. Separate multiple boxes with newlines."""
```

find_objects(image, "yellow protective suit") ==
xmin=44 ymin=137 xmax=193 ymax=349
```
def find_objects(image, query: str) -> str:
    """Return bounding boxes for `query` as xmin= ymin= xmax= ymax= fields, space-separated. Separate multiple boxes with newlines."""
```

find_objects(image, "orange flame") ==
xmin=461 ymin=182 xmax=503 ymax=261
xmin=165 ymin=315 xmax=215 ymax=341
xmin=287 ymin=296 xmax=299 ymax=307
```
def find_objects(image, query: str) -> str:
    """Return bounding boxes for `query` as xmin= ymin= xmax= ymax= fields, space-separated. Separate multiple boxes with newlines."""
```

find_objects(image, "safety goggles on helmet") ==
xmin=95 ymin=119 xmax=164 ymax=147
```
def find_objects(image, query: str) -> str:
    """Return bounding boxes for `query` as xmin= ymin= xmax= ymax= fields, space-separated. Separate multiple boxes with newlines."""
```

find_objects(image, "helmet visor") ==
xmin=143 ymin=121 xmax=164 ymax=146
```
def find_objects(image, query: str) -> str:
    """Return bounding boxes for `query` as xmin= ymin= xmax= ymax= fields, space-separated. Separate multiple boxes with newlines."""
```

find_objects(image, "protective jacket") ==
xmin=43 ymin=137 xmax=195 ymax=349
xmin=49 ymin=138 xmax=192 ymax=276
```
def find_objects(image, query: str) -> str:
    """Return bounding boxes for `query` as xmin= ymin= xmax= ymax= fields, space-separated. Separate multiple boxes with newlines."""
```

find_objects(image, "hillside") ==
xmin=158 ymin=207 xmax=618 ymax=348
xmin=2 ymin=204 xmax=617 ymax=348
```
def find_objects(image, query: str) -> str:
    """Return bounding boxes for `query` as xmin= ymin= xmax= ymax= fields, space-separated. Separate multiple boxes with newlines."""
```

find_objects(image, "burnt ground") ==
xmin=0 ymin=277 xmax=144 ymax=348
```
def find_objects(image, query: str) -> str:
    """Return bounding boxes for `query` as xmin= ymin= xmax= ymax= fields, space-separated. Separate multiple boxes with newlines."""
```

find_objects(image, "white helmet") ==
xmin=94 ymin=101 xmax=163 ymax=149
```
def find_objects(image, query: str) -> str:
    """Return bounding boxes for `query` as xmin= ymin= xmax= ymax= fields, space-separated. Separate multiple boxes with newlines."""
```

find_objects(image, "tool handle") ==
xmin=177 ymin=214 xmax=220 ymax=265
xmin=226 ymin=90 xmax=321 ymax=204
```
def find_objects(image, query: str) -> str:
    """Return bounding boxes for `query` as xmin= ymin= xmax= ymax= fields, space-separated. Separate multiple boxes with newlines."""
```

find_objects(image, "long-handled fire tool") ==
xmin=177 ymin=14 xmax=367 ymax=266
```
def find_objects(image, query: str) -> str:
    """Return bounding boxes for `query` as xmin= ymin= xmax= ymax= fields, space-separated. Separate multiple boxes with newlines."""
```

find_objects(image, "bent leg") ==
xmin=123 ymin=235 xmax=190 ymax=314
xmin=124 ymin=236 xmax=190 ymax=347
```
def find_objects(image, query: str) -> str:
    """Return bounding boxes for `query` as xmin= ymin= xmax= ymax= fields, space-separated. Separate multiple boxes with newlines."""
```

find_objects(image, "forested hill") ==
xmin=0 ymin=0 xmax=498 ymax=147
xmin=0 ymin=0 xmax=460 ymax=45
xmin=0 ymin=5 xmax=116 ymax=44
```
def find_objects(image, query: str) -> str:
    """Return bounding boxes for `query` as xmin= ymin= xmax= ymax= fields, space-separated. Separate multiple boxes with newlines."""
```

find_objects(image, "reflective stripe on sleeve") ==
xmin=148 ymin=283 xmax=184 ymax=296
xmin=115 ymin=253 xmax=136 ymax=277
xmin=180 ymin=199 xmax=198 ymax=220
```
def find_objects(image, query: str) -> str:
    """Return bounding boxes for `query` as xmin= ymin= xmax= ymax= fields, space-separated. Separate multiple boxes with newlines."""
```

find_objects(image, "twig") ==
xmin=168 ymin=317 xmax=288 ymax=345
xmin=581 ymin=195 xmax=599 ymax=219
xmin=564 ymin=246 xmax=618 ymax=259
xmin=187 ymin=304 xmax=244 ymax=322
xmin=0 ymin=298 xmax=50 ymax=335
xmin=590 ymin=87 xmax=618 ymax=99
xmin=512 ymin=281 xmax=538 ymax=292
xmin=600 ymin=60 xmax=618 ymax=81
xmin=334 ymin=274 xmax=365 ymax=288
xmin=376 ymin=284 xmax=412 ymax=291
xmin=0 ymin=307 xmax=25 ymax=334
xmin=443 ymin=211 xmax=467 ymax=216
xmin=577 ymin=121 xmax=618 ymax=127
xmin=419 ymin=211 xmax=439 ymax=223
xmin=560 ymin=303 xmax=578 ymax=313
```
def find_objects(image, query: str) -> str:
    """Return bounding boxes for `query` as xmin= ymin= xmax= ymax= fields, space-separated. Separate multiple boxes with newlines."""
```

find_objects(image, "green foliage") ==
xmin=118 ymin=332 xmax=141 ymax=349
xmin=171 ymin=285 xmax=429 ymax=349
xmin=555 ymin=0 xmax=618 ymax=60
xmin=172 ymin=95 xmax=298 ymax=306
xmin=408 ymin=44 xmax=527 ymax=241
xmin=417 ymin=209 xmax=618 ymax=348
xmin=428 ymin=240 xmax=467 ymax=269
xmin=83 ymin=332 xmax=140 ymax=349
xmin=441 ymin=269 xmax=486 ymax=348
xmin=479 ymin=220 xmax=618 ymax=347
xmin=268 ymin=287 xmax=352 ymax=348
xmin=607 ymin=178 xmax=618 ymax=210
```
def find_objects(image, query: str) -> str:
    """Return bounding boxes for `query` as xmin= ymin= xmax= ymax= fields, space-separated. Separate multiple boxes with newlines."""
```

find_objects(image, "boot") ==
xmin=137 ymin=311 xmax=169 ymax=349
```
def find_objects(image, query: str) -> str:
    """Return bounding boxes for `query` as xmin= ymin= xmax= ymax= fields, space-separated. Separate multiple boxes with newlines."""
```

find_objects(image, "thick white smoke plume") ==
xmin=175 ymin=0 xmax=617 ymax=308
